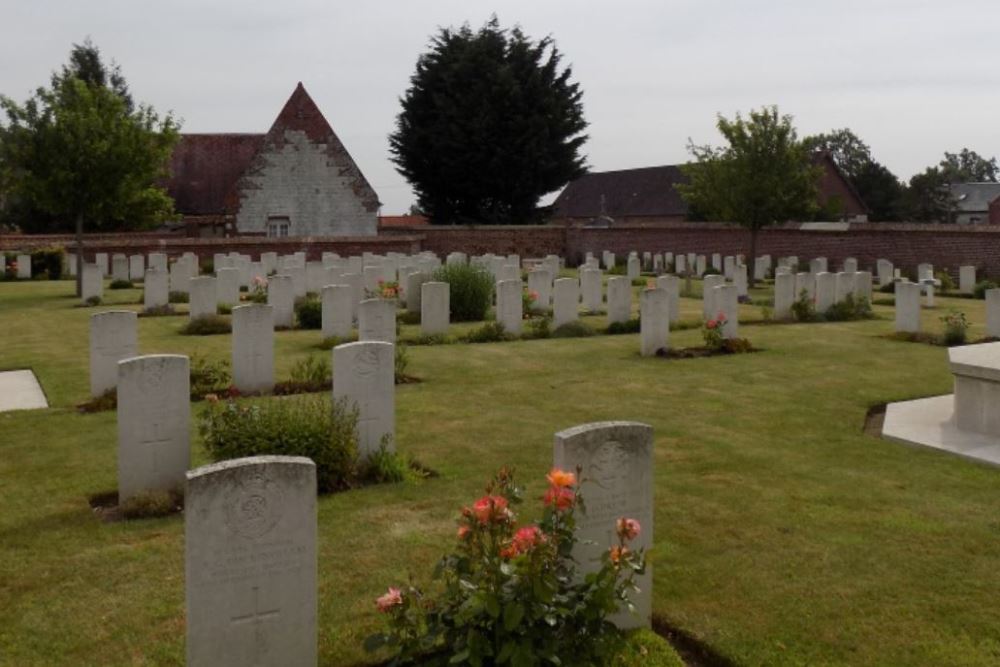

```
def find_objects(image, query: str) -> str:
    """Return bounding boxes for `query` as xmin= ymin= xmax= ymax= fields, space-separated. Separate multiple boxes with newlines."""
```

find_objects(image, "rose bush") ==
xmin=366 ymin=467 xmax=646 ymax=666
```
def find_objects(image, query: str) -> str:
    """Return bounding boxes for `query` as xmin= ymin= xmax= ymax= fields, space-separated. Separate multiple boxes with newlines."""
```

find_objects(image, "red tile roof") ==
xmin=165 ymin=82 xmax=379 ymax=216
xmin=379 ymin=215 xmax=429 ymax=227
xmin=166 ymin=134 xmax=263 ymax=215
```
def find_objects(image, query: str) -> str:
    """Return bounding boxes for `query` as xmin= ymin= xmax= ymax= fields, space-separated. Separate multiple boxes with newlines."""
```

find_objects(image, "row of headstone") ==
xmin=183 ymin=419 xmax=654 ymax=664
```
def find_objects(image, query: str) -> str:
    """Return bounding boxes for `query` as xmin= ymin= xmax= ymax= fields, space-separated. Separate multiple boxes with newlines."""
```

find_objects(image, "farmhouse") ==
xmin=165 ymin=83 xmax=380 ymax=237
xmin=551 ymin=153 xmax=868 ymax=226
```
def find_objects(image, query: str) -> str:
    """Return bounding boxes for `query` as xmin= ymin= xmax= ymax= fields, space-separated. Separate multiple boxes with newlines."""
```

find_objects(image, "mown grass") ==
xmin=1 ymin=278 xmax=998 ymax=666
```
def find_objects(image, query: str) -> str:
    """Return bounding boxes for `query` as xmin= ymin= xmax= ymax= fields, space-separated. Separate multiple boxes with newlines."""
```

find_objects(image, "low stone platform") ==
xmin=882 ymin=395 xmax=1000 ymax=467
xmin=0 ymin=370 xmax=49 ymax=412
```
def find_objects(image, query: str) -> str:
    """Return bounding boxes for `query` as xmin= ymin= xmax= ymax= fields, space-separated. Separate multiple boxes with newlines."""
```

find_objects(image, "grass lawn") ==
xmin=1 ymin=277 xmax=998 ymax=666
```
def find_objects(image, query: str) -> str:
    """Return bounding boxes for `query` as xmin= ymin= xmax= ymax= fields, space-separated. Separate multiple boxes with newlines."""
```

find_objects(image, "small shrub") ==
xmin=169 ymin=291 xmax=189 ymax=304
xmin=464 ymin=321 xmax=514 ymax=343
xmin=606 ymin=318 xmax=641 ymax=335
xmin=190 ymin=354 xmax=231 ymax=399
xmin=139 ymin=304 xmax=175 ymax=317
xmin=366 ymin=279 xmax=402 ymax=300
xmin=395 ymin=344 xmax=415 ymax=384
xmin=84 ymin=295 xmax=102 ymax=307
xmin=824 ymin=294 xmax=873 ymax=322
xmin=973 ymin=280 xmax=998 ymax=300
xmin=630 ymin=278 xmax=646 ymax=287
xmin=199 ymin=394 xmax=358 ymax=493
xmin=396 ymin=310 xmax=421 ymax=326
xmin=522 ymin=287 xmax=539 ymax=315
xmin=703 ymin=312 xmax=727 ymax=350
xmin=318 ymin=333 xmax=359 ymax=350
xmin=879 ymin=280 xmax=898 ymax=294
xmin=525 ymin=315 xmax=552 ymax=339
xmin=553 ymin=320 xmax=595 ymax=338
xmin=77 ymin=388 xmax=117 ymax=413
xmin=109 ymin=279 xmax=133 ymax=289
xmin=120 ymin=488 xmax=183 ymax=520
xmin=941 ymin=310 xmax=969 ymax=346
xmin=406 ymin=333 xmax=450 ymax=346
xmin=291 ymin=355 xmax=332 ymax=388
xmin=722 ymin=337 xmax=755 ymax=354
xmin=246 ymin=275 xmax=269 ymax=303
xmin=935 ymin=270 xmax=956 ymax=292
xmin=366 ymin=468 xmax=647 ymax=666
xmin=359 ymin=442 xmax=408 ymax=484
xmin=295 ymin=296 xmax=322 ymax=329
xmin=702 ymin=266 xmax=722 ymax=276
xmin=217 ymin=303 xmax=233 ymax=315
xmin=180 ymin=315 xmax=232 ymax=336
xmin=31 ymin=246 xmax=65 ymax=280
xmin=791 ymin=289 xmax=818 ymax=321
xmin=432 ymin=264 xmax=494 ymax=322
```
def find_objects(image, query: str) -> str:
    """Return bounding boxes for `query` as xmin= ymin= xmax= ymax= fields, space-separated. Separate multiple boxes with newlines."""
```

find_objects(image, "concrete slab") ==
xmin=948 ymin=341 xmax=1000 ymax=382
xmin=882 ymin=394 xmax=1000 ymax=467
xmin=0 ymin=370 xmax=49 ymax=412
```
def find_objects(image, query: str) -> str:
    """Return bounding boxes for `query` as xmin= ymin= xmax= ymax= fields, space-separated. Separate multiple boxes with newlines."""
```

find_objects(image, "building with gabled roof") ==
xmin=165 ymin=83 xmax=379 ymax=237
xmin=551 ymin=153 xmax=869 ymax=226
xmin=949 ymin=182 xmax=1000 ymax=225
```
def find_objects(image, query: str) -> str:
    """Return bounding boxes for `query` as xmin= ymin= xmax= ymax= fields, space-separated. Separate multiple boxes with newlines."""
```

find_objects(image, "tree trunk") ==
xmin=748 ymin=226 xmax=759 ymax=289
xmin=75 ymin=212 xmax=83 ymax=297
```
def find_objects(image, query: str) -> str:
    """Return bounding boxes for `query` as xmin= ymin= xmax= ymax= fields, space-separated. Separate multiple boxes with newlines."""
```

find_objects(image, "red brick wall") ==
xmin=379 ymin=225 xmax=566 ymax=257
xmin=6 ymin=223 xmax=1000 ymax=279
xmin=990 ymin=198 xmax=1000 ymax=226
xmin=0 ymin=233 xmax=421 ymax=261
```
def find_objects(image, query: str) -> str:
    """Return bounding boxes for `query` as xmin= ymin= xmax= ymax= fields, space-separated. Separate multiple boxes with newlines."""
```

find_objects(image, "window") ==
xmin=267 ymin=216 xmax=290 ymax=238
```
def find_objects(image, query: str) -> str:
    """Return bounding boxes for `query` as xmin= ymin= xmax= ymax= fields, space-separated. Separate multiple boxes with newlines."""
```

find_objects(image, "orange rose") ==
xmin=376 ymin=587 xmax=403 ymax=613
xmin=609 ymin=545 xmax=630 ymax=565
xmin=546 ymin=468 xmax=576 ymax=488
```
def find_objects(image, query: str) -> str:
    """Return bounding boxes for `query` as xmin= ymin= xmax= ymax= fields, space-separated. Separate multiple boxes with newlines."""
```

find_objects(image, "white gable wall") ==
xmin=235 ymin=130 xmax=377 ymax=237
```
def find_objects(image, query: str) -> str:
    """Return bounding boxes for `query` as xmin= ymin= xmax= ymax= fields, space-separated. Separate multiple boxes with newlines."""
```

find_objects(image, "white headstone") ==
xmin=795 ymin=272 xmax=814 ymax=301
xmin=189 ymin=276 xmax=218 ymax=320
xmin=17 ymin=254 xmax=31 ymax=279
xmin=810 ymin=257 xmax=828 ymax=274
xmin=148 ymin=253 xmax=167 ymax=272
xmin=333 ymin=341 xmax=394 ymax=459
xmin=552 ymin=278 xmax=579 ymax=328
xmin=495 ymin=279 xmax=523 ymax=335
xmin=639 ymin=288 xmax=669 ymax=356
xmin=216 ymin=268 xmax=241 ymax=306
xmin=774 ymin=272 xmax=796 ymax=320
xmin=405 ymin=271 xmax=426 ymax=314
xmin=117 ymin=354 xmax=190 ymax=503
xmin=876 ymin=259 xmax=894 ymax=287
xmin=580 ymin=268 xmax=603 ymax=313
xmin=170 ymin=260 xmax=190 ymax=294
xmin=834 ymin=272 xmax=854 ymax=304
xmin=714 ymin=284 xmax=739 ymax=339
xmin=527 ymin=269 xmax=553 ymax=310
xmin=420 ymin=282 xmax=449 ymax=336
xmin=895 ymin=282 xmax=921 ymax=333
xmin=606 ymin=276 xmax=631 ymax=324
xmin=144 ymin=268 xmax=168 ymax=311
xmin=185 ymin=456 xmax=317 ymax=667
xmin=358 ymin=299 xmax=397 ymax=343
xmin=286 ymin=266 xmax=307 ymax=298
xmin=655 ymin=275 xmax=680 ymax=323
xmin=842 ymin=257 xmax=858 ymax=273
xmin=112 ymin=254 xmax=129 ymax=283
xmin=90 ymin=311 xmax=138 ymax=397
xmin=854 ymin=271 xmax=873 ymax=303
xmin=95 ymin=252 xmax=109 ymax=277
xmin=986 ymin=288 xmax=1000 ymax=339
xmin=128 ymin=255 xmax=145 ymax=281
xmin=702 ymin=275 xmax=725 ymax=320
xmin=267 ymin=276 xmax=295 ymax=329
xmin=959 ymin=266 xmax=976 ymax=294
xmin=552 ymin=421 xmax=653 ymax=629
xmin=815 ymin=272 xmax=836 ymax=313
xmin=626 ymin=256 xmax=640 ymax=281
xmin=231 ymin=305 xmax=274 ymax=394
xmin=81 ymin=263 xmax=104 ymax=303
xmin=321 ymin=285 xmax=354 ymax=340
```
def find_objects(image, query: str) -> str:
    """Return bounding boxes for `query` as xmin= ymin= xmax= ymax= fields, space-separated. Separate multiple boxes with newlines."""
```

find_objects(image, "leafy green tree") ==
xmin=389 ymin=17 xmax=588 ymax=225
xmin=678 ymin=106 xmax=820 ymax=285
xmin=0 ymin=41 xmax=179 ymax=294
xmin=853 ymin=160 xmax=905 ymax=221
xmin=938 ymin=148 xmax=998 ymax=183
xmin=902 ymin=167 xmax=955 ymax=222
xmin=803 ymin=128 xmax=872 ymax=181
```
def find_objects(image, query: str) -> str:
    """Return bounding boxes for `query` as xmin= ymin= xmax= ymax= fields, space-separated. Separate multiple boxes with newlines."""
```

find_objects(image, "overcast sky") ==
xmin=3 ymin=0 xmax=999 ymax=213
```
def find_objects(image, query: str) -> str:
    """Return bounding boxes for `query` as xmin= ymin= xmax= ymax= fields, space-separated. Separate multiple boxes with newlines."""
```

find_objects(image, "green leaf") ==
xmin=503 ymin=601 xmax=525 ymax=631
xmin=485 ymin=594 xmax=501 ymax=618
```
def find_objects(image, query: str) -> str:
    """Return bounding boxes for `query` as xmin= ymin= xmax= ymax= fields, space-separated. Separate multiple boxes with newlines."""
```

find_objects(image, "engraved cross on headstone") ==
xmin=230 ymin=585 xmax=280 ymax=666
